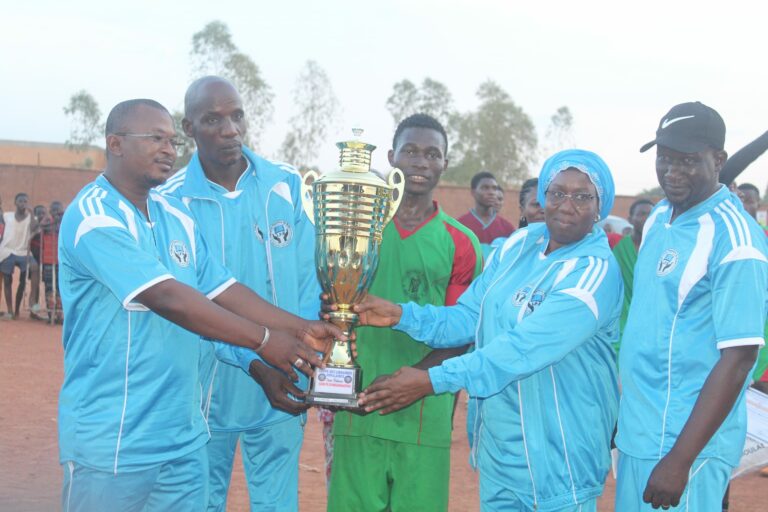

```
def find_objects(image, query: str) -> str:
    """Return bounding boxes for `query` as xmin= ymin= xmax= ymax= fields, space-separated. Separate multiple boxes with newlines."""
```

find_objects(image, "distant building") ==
xmin=0 ymin=140 xmax=104 ymax=208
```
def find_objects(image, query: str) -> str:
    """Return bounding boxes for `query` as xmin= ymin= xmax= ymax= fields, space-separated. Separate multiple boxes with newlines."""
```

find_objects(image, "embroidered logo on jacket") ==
xmin=512 ymin=286 xmax=546 ymax=314
xmin=270 ymin=221 xmax=292 ymax=247
xmin=169 ymin=240 xmax=190 ymax=267
xmin=656 ymin=249 xmax=679 ymax=276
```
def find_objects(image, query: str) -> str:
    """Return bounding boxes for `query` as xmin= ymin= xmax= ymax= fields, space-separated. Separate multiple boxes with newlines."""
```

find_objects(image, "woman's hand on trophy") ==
xmin=258 ymin=329 xmax=326 ymax=381
xmin=357 ymin=366 xmax=434 ymax=414
xmin=248 ymin=360 xmax=310 ymax=415
xmin=320 ymin=293 xmax=403 ymax=327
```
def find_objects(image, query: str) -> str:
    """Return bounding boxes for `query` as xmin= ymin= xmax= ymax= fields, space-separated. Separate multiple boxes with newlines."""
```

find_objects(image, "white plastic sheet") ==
xmin=733 ymin=388 xmax=768 ymax=478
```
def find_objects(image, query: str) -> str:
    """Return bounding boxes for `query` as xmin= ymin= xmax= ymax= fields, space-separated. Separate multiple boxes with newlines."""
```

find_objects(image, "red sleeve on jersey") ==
xmin=443 ymin=221 xmax=479 ymax=306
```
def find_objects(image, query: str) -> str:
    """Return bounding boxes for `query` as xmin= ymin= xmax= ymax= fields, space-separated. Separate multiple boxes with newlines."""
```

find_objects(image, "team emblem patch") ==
xmin=512 ymin=286 xmax=546 ymax=313
xmin=656 ymin=249 xmax=679 ymax=276
xmin=402 ymin=270 xmax=429 ymax=300
xmin=512 ymin=286 xmax=531 ymax=306
xmin=169 ymin=240 xmax=190 ymax=267
xmin=270 ymin=221 xmax=292 ymax=247
xmin=526 ymin=289 xmax=546 ymax=314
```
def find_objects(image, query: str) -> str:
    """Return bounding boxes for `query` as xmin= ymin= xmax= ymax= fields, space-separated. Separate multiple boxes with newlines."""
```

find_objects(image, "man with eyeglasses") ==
xmin=615 ymin=102 xmax=768 ymax=511
xmin=158 ymin=76 xmax=321 ymax=511
xmin=57 ymin=98 xmax=343 ymax=511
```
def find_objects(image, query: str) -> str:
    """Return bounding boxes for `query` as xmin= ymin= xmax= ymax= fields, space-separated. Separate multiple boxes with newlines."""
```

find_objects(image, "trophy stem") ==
xmin=325 ymin=310 xmax=359 ymax=367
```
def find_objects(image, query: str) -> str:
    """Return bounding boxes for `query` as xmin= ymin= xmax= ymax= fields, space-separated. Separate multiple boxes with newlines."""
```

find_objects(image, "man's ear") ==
xmin=182 ymin=118 xmax=194 ymax=138
xmin=714 ymin=149 xmax=728 ymax=171
xmin=106 ymin=134 xmax=123 ymax=158
xmin=388 ymin=148 xmax=395 ymax=167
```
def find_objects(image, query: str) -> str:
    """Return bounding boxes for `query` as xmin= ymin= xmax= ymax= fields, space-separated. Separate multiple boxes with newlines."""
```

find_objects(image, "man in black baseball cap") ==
xmin=615 ymin=101 xmax=768 ymax=510
xmin=640 ymin=101 xmax=725 ymax=154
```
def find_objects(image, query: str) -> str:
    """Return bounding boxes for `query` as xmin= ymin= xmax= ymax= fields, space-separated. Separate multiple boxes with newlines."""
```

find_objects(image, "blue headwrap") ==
xmin=536 ymin=149 xmax=615 ymax=220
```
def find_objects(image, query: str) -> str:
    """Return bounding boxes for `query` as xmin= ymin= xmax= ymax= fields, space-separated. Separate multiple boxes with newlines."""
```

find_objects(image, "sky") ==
xmin=1 ymin=0 xmax=766 ymax=195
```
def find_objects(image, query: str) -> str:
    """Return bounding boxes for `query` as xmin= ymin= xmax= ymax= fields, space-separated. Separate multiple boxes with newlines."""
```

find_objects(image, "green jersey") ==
xmin=333 ymin=205 xmax=482 ymax=448
xmin=612 ymin=234 xmax=637 ymax=354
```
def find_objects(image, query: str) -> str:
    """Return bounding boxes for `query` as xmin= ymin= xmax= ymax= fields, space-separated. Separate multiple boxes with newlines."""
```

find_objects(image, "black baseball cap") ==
xmin=640 ymin=101 xmax=725 ymax=153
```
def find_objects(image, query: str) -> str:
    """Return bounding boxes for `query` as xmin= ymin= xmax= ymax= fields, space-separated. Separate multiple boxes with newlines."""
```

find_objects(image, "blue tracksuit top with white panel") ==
xmin=395 ymin=223 xmax=622 ymax=511
xmin=158 ymin=147 xmax=319 ymax=431
xmin=616 ymin=186 xmax=768 ymax=466
xmin=58 ymin=174 xmax=237 ymax=472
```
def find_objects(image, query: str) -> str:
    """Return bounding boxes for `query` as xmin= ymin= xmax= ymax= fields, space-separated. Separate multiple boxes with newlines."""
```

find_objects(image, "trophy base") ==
xmin=306 ymin=365 xmax=362 ymax=410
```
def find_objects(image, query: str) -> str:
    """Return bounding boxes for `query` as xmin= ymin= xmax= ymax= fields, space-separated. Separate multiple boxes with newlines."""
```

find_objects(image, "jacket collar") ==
xmin=179 ymin=147 xmax=288 ymax=199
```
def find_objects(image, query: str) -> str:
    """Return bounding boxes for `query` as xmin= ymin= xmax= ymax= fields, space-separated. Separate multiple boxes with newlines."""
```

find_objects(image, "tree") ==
xmin=445 ymin=81 xmax=537 ymax=187
xmin=279 ymin=60 xmax=341 ymax=170
xmin=63 ymin=90 xmax=103 ymax=152
xmin=541 ymin=106 xmax=575 ymax=158
xmin=190 ymin=21 xmax=274 ymax=150
xmin=171 ymin=110 xmax=196 ymax=170
xmin=385 ymin=78 xmax=455 ymax=129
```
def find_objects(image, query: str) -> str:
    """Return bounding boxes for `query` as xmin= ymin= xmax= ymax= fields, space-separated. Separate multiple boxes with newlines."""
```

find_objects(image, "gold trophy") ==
xmin=302 ymin=128 xmax=404 ymax=408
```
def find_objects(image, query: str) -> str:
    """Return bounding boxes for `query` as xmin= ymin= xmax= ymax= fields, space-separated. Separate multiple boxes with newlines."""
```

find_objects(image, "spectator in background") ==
xmin=458 ymin=171 xmax=515 ymax=258
xmin=612 ymin=198 xmax=655 ymax=354
xmin=41 ymin=201 xmax=64 ymax=324
xmin=517 ymin=177 xmax=544 ymax=228
xmin=0 ymin=196 xmax=5 ymax=307
xmin=737 ymin=183 xmax=762 ymax=222
xmin=27 ymin=204 xmax=46 ymax=320
xmin=734 ymin=184 xmax=768 ymax=401
xmin=0 ymin=192 xmax=38 ymax=319
xmin=0 ymin=196 xmax=5 ymax=242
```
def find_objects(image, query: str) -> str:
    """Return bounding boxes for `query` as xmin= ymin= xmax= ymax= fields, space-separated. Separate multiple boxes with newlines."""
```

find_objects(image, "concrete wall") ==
xmin=0 ymin=140 xmax=105 ymax=169
xmin=0 ymin=164 xmax=100 ymax=209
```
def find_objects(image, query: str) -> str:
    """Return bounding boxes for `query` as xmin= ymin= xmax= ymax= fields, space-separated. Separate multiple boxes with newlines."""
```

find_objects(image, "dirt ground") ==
xmin=1 ymin=316 xmax=766 ymax=511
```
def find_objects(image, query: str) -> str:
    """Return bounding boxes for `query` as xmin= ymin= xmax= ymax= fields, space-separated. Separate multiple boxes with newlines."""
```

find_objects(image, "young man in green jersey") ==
xmin=327 ymin=114 xmax=483 ymax=512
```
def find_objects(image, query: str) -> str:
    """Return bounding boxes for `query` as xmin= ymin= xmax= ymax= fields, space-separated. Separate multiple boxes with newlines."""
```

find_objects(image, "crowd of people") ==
xmin=3 ymin=76 xmax=766 ymax=512
xmin=0 ymin=193 xmax=64 ymax=323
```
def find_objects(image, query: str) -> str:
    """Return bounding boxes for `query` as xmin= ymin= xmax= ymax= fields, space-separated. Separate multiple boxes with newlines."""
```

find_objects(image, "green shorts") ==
xmin=327 ymin=435 xmax=450 ymax=512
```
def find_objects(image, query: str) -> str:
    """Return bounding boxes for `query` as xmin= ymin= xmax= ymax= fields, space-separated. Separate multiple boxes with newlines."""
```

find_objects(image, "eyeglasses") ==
xmin=545 ymin=190 xmax=596 ymax=208
xmin=114 ymin=133 xmax=185 ymax=150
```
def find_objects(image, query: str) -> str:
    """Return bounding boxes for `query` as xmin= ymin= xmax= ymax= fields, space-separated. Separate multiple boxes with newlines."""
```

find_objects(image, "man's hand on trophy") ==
xmin=248 ymin=360 xmax=310 ymax=415
xmin=257 ymin=329 xmax=326 ymax=381
xmin=319 ymin=293 xmax=402 ymax=327
xmin=358 ymin=367 xmax=434 ymax=415
xmin=296 ymin=320 xmax=347 ymax=353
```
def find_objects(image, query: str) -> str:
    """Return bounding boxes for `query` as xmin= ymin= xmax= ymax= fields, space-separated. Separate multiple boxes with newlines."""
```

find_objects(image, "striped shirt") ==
xmin=617 ymin=185 xmax=768 ymax=466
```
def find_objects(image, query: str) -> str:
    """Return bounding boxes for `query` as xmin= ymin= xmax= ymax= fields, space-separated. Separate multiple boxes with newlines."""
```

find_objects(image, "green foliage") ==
xmin=190 ymin=21 xmax=274 ymax=150
xmin=279 ymin=60 xmax=340 ymax=170
xmin=385 ymin=78 xmax=455 ymax=130
xmin=541 ymin=106 xmax=575 ymax=159
xmin=171 ymin=110 xmax=196 ymax=170
xmin=445 ymin=81 xmax=538 ymax=187
xmin=639 ymin=185 xmax=664 ymax=196
xmin=63 ymin=90 xmax=103 ymax=151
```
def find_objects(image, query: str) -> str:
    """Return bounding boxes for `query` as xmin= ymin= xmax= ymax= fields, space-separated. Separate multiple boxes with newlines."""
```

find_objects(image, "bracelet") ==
xmin=256 ymin=326 xmax=270 ymax=353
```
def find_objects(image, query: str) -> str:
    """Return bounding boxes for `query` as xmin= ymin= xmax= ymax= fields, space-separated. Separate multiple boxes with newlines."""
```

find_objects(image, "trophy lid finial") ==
xmin=337 ymin=127 xmax=376 ymax=173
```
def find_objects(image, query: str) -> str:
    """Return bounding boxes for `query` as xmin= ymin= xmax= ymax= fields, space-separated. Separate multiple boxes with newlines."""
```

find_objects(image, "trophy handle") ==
xmin=384 ymin=168 xmax=405 ymax=226
xmin=301 ymin=170 xmax=319 ymax=225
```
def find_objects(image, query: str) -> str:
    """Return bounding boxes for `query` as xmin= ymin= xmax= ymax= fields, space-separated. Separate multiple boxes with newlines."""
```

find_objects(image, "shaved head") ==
xmin=184 ymin=76 xmax=238 ymax=119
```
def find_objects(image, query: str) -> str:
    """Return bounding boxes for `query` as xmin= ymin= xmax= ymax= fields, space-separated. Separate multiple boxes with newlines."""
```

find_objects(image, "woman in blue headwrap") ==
xmin=343 ymin=149 xmax=623 ymax=511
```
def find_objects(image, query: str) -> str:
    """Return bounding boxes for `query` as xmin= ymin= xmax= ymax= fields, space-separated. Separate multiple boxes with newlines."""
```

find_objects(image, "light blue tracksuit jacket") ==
xmin=396 ymin=223 xmax=622 ymax=510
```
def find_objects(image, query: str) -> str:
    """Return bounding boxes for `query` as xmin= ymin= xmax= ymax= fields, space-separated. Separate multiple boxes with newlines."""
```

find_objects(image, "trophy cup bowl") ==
xmin=302 ymin=131 xmax=403 ymax=408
